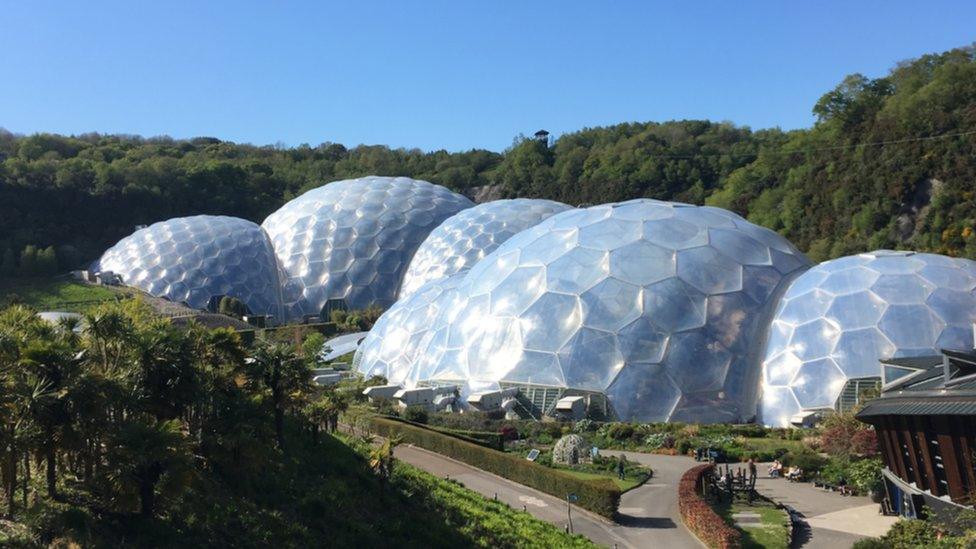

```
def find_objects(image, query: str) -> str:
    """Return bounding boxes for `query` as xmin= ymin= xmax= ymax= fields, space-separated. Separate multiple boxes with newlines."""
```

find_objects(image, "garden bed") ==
xmin=712 ymin=499 xmax=790 ymax=549
xmin=678 ymin=464 xmax=742 ymax=549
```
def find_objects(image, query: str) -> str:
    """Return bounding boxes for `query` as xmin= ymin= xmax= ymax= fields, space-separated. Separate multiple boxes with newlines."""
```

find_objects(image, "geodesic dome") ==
xmin=92 ymin=215 xmax=284 ymax=317
xmin=408 ymin=199 xmax=811 ymax=423
xmin=760 ymin=250 xmax=976 ymax=427
xmin=261 ymin=176 xmax=473 ymax=320
xmin=398 ymin=199 xmax=572 ymax=299
xmin=354 ymin=273 xmax=466 ymax=384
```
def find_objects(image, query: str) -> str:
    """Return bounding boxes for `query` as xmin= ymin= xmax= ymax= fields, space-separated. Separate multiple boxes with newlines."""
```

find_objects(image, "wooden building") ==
xmin=857 ymin=350 xmax=976 ymax=518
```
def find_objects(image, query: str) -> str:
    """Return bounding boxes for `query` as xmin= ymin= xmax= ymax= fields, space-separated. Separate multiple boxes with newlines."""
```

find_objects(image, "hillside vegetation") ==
xmin=1 ymin=45 xmax=974 ymax=270
xmin=0 ymin=300 xmax=593 ymax=547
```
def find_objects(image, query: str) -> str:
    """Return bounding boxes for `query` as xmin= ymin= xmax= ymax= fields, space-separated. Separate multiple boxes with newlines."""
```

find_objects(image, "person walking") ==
xmin=617 ymin=456 xmax=626 ymax=480
xmin=748 ymin=458 xmax=757 ymax=481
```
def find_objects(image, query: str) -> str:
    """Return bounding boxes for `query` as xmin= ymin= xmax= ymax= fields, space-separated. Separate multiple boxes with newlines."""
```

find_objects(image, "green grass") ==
xmin=713 ymin=499 xmax=790 ymax=549
xmin=555 ymin=468 xmax=644 ymax=491
xmin=740 ymin=438 xmax=805 ymax=452
xmin=0 ymin=277 xmax=124 ymax=312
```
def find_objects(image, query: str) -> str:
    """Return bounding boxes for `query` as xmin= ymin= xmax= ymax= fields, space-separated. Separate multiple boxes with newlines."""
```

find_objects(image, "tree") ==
xmin=35 ymin=246 xmax=58 ymax=275
xmin=18 ymin=334 xmax=80 ymax=498
xmin=217 ymin=295 xmax=248 ymax=318
xmin=105 ymin=418 xmax=193 ymax=518
xmin=17 ymin=246 xmax=37 ymax=277
xmin=246 ymin=341 xmax=310 ymax=451
xmin=369 ymin=434 xmax=402 ymax=496
xmin=819 ymin=412 xmax=879 ymax=458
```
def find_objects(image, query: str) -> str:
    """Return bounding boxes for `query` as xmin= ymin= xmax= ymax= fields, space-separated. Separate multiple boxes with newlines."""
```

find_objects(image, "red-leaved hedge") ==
xmin=677 ymin=464 xmax=742 ymax=549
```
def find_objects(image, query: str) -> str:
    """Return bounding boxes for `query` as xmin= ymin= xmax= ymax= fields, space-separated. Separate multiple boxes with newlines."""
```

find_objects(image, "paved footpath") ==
xmin=394 ymin=444 xmax=705 ymax=548
xmin=753 ymin=465 xmax=899 ymax=548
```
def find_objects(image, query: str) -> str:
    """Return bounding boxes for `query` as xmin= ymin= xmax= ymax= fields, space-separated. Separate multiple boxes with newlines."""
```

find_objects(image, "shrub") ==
xmin=605 ymin=423 xmax=636 ymax=441
xmin=382 ymin=416 xmax=502 ymax=450
xmin=820 ymin=413 xmax=879 ymax=458
xmin=498 ymin=424 xmax=519 ymax=442
xmin=848 ymin=457 xmax=884 ymax=493
xmin=573 ymin=419 xmax=595 ymax=433
xmin=782 ymin=449 xmax=827 ymax=475
xmin=643 ymin=433 xmax=676 ymax=450
xmin=678 ymin=464 xmax=741 ymax=548
xmin=370 ymin=417 xmax=621 ymax=517
xmin=403 ymin=405 xmax=429 ymax=424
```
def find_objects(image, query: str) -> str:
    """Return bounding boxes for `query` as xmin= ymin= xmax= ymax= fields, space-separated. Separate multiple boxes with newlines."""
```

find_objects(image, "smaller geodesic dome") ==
xmin=261 ymin=176 xmax=473 ymax=320
xmin=92 ymin=215 xmax=284 ymax=317
xmin=760 ymin=250 xmax=976 ymax=427
xmin=398 ymin=199 xmax=573 ymax=299
xmin=354 ymin=273 xmax=467 ymax=384
xmin=552 ymin=434 xmax=590 ymax=465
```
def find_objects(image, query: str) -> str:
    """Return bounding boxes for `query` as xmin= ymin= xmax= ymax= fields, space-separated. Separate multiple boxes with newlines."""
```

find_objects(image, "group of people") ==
xmin=767 ymin=459 xmax=803 ymax=481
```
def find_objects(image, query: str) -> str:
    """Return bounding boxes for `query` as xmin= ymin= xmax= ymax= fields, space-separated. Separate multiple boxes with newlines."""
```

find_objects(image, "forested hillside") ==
xmin=1 ymin=44 xmax=974 ymax=271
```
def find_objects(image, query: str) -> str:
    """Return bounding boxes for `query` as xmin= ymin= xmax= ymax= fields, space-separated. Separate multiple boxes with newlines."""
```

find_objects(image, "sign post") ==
xmin=567 ymin=493 xmax=578 ymax=534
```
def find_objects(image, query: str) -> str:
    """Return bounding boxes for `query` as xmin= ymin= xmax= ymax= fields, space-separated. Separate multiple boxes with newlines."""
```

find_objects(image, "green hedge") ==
xmin=381 ymin=416 xmax=504 ymax=451
xmin=370 ymin=417 xmax=621 ymax=518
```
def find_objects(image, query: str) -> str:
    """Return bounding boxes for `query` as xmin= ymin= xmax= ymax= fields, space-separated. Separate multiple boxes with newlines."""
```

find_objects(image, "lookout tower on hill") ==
xmin=533 ymin=129 xmax=549 ymax=143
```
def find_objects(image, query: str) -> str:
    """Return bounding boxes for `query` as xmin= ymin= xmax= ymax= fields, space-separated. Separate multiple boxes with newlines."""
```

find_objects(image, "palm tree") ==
xmin=246 ymin=341 xmax=310 ymax=451
xmin=369 ymin=434 xmax=402 ymax=496
xmin=105 ymin=417 xmax=194 ymax=518
xmin=18 ymin=336 xmax=80 ymax=498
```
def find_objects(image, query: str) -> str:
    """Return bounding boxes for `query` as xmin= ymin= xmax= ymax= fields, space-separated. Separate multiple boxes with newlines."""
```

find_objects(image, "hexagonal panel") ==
xmin=262 ymin=176 xmax=473 ymax=319
xmin=394 ymin=199 xmax=810 ymax=422
xmin=93 ymin=215 xmax=283 ymax=318
xmin=760 ymin=250 xmax=976 ymax=426
xmin=399 ymin=199 xmax=570 ymax=299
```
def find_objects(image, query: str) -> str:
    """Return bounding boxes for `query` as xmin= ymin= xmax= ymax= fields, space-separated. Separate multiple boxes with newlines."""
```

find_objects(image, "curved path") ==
xmin=393 ymin=444 xmax=704 ymax=548
xmin=602 ymin=451 xmax=704 ymax=549
xmin=753 ymin=465 xmax=898 ymax=548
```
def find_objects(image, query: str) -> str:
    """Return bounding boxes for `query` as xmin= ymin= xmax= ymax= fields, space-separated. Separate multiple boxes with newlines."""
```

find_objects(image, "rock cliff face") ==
xmin=895 ymin=178 xmax=942 ymax=242
xmin=465 ymin=184 xmax=504 ymax=204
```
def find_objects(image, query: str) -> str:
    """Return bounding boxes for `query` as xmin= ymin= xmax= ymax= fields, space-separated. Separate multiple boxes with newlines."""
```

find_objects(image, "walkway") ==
xmin=602 ymin=451 xmax=705 ymax=549
xmin=753 ymin=466 xmax=899 ymax=548
xmin=394 ymin=444 xmax=628 ymax=547
xmin=394 ymin=444 xmax=705 ymax=548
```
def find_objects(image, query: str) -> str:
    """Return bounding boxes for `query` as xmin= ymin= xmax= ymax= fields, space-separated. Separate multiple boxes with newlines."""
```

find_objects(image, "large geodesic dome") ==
xmin=407 ymin=199 xmax=811 ymax=422
xmin=354 ymin=273 xmax=466 ymax=384
xmin=261 ymin=176 xmax=473 ymax=320
xmin=760 ymin=250 xmax=976 ymax=427
xmin=92 ymin=215 xmax=284 ymax=317
xmin=398 ymin=199 xmax=573 ymax=299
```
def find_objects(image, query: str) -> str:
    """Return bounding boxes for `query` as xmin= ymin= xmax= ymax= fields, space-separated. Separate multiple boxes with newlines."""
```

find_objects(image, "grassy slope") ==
xmin=0 ymin=277 xmax=123 ymax=312
xmin=1 ymin=428 xmax=594 ymax=548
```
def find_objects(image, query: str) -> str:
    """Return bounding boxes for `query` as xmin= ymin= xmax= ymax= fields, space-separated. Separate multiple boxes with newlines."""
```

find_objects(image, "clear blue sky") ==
xmin=1 ymin=1 xmax=974 ymax=152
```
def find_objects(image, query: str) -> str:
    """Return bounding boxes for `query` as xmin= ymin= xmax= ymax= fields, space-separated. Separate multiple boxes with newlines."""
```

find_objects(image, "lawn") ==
xmin=556 ymin=467 xmax=646 ymax=491
xmin=0 ymin=277 xmax=125 ymax=312
xmin=740 ymin=437 xmax=806 ymax=453
xmin=713 ymin=499 xmax=790 ymax=549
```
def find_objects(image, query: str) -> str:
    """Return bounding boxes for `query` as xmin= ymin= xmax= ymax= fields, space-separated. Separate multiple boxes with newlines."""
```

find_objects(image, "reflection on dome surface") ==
xmin=373 ymin=199 xmax=811 ymax=423
xmin=760 ymin=250 xmax=976 ymax=427
xmin=398 ymin=199 xmax=571 ymax=299
xmin=93 ymin=215 xmax=283 ymax=317
xmin=261 ymin=176 xmax=473 ymax=320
